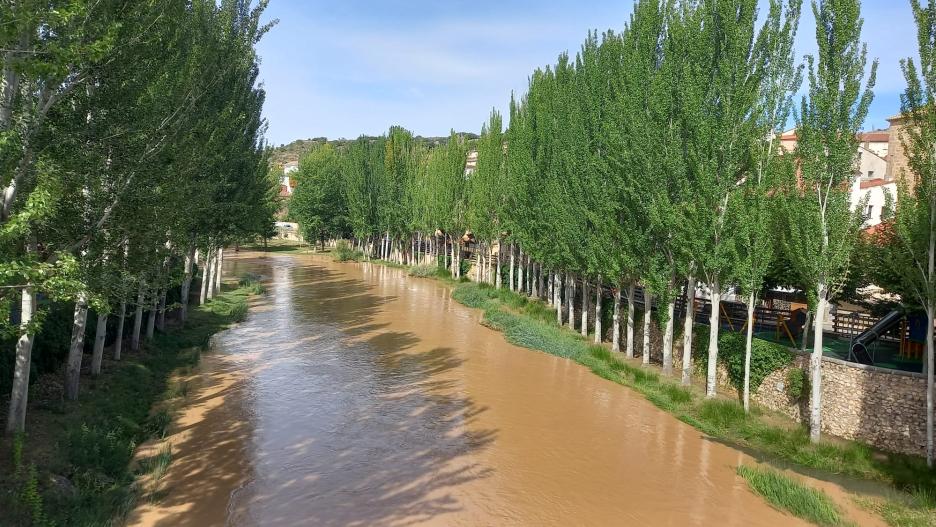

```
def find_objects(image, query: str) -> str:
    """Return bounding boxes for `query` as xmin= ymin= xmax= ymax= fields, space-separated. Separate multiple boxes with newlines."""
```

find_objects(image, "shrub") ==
xmin=694 ymin=326 xmax=793 ymax=395
xmin=66 ymin=424 xmax=136 ymax=480
xmin=786 ymin=367 xmax=807 ymax=401
xmin=408 ymin=264 xmax=437 ymax=278
xmin=333 ymin=240 xmax=363 ymax=262
xmin=238 ymin=273 xmax=265 ymax=294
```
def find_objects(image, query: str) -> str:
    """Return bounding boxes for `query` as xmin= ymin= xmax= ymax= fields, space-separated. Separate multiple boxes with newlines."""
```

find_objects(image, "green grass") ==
xmin=447 ymin=282 xmax=936 ymax=519
xmin=737 ymin=465 xmax=844 ymax=526
xmin=0 ymin=280 xmax=260 ymax=526
xmin=407 ymin=264 xmax=438 ymax=277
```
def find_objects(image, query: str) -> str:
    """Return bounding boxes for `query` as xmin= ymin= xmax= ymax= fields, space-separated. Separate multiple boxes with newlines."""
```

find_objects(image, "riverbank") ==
xmin=353 ymin=255 xmax=935 ymax=526
xmin=0 ymin=281 xmax=260 ymax=526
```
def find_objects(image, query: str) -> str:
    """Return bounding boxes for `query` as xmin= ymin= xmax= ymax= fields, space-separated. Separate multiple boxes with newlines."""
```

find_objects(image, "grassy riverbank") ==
xmin=0 ymin=282 xmax=259 ymax=526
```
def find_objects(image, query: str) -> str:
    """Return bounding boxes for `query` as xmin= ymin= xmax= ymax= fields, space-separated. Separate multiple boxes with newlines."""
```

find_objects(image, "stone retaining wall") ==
xmin=749 ymin=353 xmax=932 ymax=456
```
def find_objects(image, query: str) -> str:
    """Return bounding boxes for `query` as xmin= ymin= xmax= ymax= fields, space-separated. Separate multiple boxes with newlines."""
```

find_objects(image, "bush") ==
xmin=786 ymin=367 xmax=807 ymax=401
xmin=333 ymin=240 xmax=363 ymax=262
xmin=408 ymin=264 xmax=437 ymax=278
xmin=694 ymin=326 xmax=793 ymax=395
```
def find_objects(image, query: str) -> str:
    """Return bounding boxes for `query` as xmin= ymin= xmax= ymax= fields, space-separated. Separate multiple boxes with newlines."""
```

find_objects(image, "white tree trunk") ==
xmin=146 ymin=291 xmax=157 ymax=341
xmin=556 ymin=272 xmax=563 ymax=325
xmin=611 ymin=285 xmax=621 ymax=352
xmin=594 ymin=277 xmax=602 ymax=343
xmin=509 ymin=244 xmax=515 ymax=291
xmin=663 ymin=298 xmax=675 ymax=375
xmin=114 ymin=300 xmax=126 ymax=360
xmin=90 ymin=313 xmax=107 ymax=376
xmin=706 ymin=282 xmax=721 ymax=398
xmin=495 ymin=243 xmax=502 ymax=289
xmin=132 ymin=287 xmax=144 ymax=351
xmin=682 ymin=276 xmax=697 ymax=385
xmin=180 ymin=244 xmax=196 ymax=323
xmin=64 ymin=292 xmax=89 ymax=400
xmin=206 ymin=250 xmax=216 ymax=301
xmin=626 ymin=283 xmax=636 ymax=359
xmin=810 ymin=283 xmax=828 ymax=442
xmin=199 ymin=250 xmax=210 ymax=305
xmin=743 ymin=291 xmax=756 ymax=412
xmin=642 ymin=290 xmax=652 ymax=365
xmin=567 ymin=275 xmax=575 ymax=331
xmin=214 ymin=247 xmax=224 ymax=295
xmin=517 ymin=248 xmax=524 ymax=294
xmin=581 ymin=279 xmax=589 ymax=337
xmin=5 ymin=286 xmax=36 ymax=434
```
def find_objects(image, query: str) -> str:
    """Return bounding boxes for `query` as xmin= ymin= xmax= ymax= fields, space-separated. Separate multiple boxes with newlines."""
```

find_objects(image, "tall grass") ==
xmin=737 ymin=465 xmax=843 ymax=526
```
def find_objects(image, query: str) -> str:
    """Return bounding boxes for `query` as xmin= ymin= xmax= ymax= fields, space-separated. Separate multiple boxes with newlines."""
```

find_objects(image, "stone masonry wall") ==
xmin=747 ymin=353 xmax=932 ymax=457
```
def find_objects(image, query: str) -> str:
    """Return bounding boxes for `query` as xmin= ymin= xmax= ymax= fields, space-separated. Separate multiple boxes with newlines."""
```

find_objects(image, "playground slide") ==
xmin=849 ymin=310 xmax=903 ymax=365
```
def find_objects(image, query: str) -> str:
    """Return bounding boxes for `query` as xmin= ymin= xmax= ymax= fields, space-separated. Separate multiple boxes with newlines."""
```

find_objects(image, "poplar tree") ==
xmin=782 ymin=0 xmax=876 ymax=442
xmin=885 ymin=0 xmax=936 ymax=467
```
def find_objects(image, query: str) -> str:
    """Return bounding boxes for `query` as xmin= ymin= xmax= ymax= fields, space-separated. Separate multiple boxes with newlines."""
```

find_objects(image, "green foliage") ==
xmin=787 ymin=367 xmax=807 ymax=401
xmin=333 ymin=240 xmax=364 ymax=262
xmin=737 ymin=465 xmax=844 ymax=526
xmin=19 ymin=465 xmax=49 ymax=527
xmin=694 ymin=326 xmax=794 ymax=395
xmin=408 ymin=264 xmax=437 ymax=278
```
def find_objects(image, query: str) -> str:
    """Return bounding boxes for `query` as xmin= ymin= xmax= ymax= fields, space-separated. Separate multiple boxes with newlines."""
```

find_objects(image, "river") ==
xmin=128 ymin=251 xmax=884 ymax=526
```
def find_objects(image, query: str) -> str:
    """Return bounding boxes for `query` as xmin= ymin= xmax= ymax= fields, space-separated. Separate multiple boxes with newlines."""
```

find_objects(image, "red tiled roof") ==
xmin=859 ymin=131 xmax=889 ymax=142
xmin=859 ymin=178 xmax=890 ymax=189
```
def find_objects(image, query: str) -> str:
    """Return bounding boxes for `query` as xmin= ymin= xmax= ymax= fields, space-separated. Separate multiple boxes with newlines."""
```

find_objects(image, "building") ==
xmin=281 ymin=161 xmax=298 ymax=196
xmin=779 ymin=128 xmax=895 ymax=227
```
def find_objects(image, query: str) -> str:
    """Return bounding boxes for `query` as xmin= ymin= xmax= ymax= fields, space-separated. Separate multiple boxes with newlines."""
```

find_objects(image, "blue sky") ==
xmin=257 ymin=1 xmax=915 ymax=146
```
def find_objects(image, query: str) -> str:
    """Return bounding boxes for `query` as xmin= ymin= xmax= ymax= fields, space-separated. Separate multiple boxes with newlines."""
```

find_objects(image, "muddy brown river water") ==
xmin=128 ymin=252 xmax=887 ymax=527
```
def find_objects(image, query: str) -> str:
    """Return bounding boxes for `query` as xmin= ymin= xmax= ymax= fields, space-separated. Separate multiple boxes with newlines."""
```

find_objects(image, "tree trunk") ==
xmin=517 ymin=248 xmax=524 ymax=294
xmin=567 ymin=275 xmax=575 ymax=331
xmin=206 ymin=250 xmax=216 ymax=301
xmin=706 ymin=282 xmax=721 ymax=398
xmin=810 ymin=284 xmax=828 ymax=443
xmin=199 ymin=250 xmax=210 ymax=305
xmin=475 ymin=244 xmax=481 ymax=282
xmin=90 ymin=313 xmax=107 ymax=376
xmin=214 ymin=247 xmax=224 ymax=295
xmin=495 ymin=243 xmax=502 ymax=289
xmin=662 ymin=298 xmax=675 ymax=375
xmin=5 ymin=286 xmax=36 ymax=435
xmin=156 ymin=289 xmax=167 ymax=332
xmin=594 ymin=277 xmax=602 ymax=343
xmin=926 ymin=305 xmax=934 ymax=467
xmin=626 ymin=283 xmax=636 ymax=359
xmin=642 ymin=290 xmax=652 ymax=365
xmin=64 ymin=293 xmax=89 ymax=401
xmin=146 ymin=291 xmax=157 ymax=341
xmin=611 ymin=285 xmax=621 ymax=352
xmin=537 ymin=263 xmax=544 ymax=300
xmin=509 ymin=244 xmax=515 ymax=291
xmin=556 ymin=272 xmax=563 ymax=325
xmin=682 ymin=276 xmax=696 ymax=386
xmin=114 ymin=300 xmax=126 ymax=360
xmin=180 ymin=243 xmax=196 ymax=323
xmin=743 ymin=291 xmax=756 ymax=412
xmin=132 ymin=287 xmax=144 ymax=351
xmin=581 ymin=279 xmax=589 ymax=337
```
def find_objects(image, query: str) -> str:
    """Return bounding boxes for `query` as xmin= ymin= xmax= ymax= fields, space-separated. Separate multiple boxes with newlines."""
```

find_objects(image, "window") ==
xmin=867 ymin=205 xmax=874 ymax=217
xmin=867 ymin=170 xmax=874 ymax=178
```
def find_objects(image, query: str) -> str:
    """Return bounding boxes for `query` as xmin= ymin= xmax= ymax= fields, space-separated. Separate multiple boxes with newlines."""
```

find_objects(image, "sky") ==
xmin=256 ymin=0 xmax=916 ymax=146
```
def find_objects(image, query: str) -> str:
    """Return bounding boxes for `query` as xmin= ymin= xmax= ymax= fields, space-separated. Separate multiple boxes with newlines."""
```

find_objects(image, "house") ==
xmin=465 ymin=150 xmax=478 ymax=175
xmin=778 ymin=128 xmax=895 ymax=227
xmin=280 ymin=161 xmax=298 ymax=196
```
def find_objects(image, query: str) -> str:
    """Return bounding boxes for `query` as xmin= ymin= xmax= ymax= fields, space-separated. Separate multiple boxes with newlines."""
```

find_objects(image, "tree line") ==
xmin=1 ymin=0 xmax=278 ymax=434
xmin=291 ymin=0 xmax=935 ymax=467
